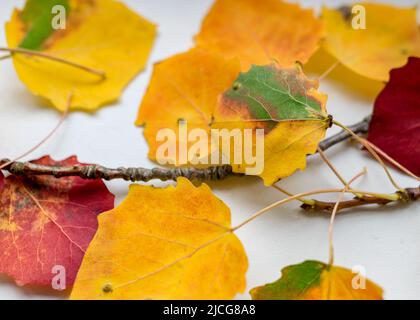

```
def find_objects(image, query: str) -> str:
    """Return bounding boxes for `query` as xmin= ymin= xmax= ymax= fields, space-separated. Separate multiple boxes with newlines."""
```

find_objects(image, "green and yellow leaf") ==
xmin=250 ymin=260 xmax=383 ymax=300
xmin=213 ymin=64 xmax=329 ymax=185
xmin=6 ymin=0 xmax=156 ymax=111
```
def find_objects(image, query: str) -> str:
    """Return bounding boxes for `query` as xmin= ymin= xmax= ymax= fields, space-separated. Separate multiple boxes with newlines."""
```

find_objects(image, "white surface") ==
xmin=0 ymin=0 xmax=419 ymax=300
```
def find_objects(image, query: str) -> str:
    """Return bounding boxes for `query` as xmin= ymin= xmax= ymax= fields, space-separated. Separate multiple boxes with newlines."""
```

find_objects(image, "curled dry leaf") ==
xmin=70 ymin=178 xmax=248 ymax=300
xmin=195 ymin=0 xmax=324 ymax=71
xmin=322 ymin=3 xmax=420 ymax=81
xmin=5 ymin=0 xmax=156 ymax=111
xmin=250 ymin=260 xmax=383 ymax=300
xmin=367 ymin=57 xmax=420 ymax=176
xmin=0 ymin=156 xmax=114 ymax=287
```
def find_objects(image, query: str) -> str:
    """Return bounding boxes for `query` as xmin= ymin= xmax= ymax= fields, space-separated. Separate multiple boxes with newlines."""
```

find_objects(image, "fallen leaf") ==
xmin=6 ymin=0 xmax=156 ymax=111
xmin=195 ymin=0 xmax=324 ymax=71
xmin=367 ymin=57 xmax=420 ymax=176
xmin=70 ymin=178 xmax=248 ymax=299
xmin=213 ymin=64 xmax=329 ymax=185
xmin=322 ymin=3 xmax=420 ymax=81
xmin=250 ymin=260 xmax=383 ymax=300
xmin=0 ymin=156 xmax=114 ymax=287
xmin=136 ymin=48 xmax=241 ymax=165
xmin=137 ymin=49 xmax=328 ymax=185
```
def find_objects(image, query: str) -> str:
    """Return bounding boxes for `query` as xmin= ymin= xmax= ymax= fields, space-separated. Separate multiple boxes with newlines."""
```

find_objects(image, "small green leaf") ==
xmin=250 ymin=260 xmax=325 ymax=300
xmin=250 ymin=260 xmax=384 ymax=300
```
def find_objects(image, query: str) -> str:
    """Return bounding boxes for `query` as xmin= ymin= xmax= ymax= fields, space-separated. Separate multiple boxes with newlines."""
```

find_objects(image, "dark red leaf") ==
xmin=367 ymin=57 xmax=420 ymax=176
xmin=0 ymin=156 xmax=114 ymax=287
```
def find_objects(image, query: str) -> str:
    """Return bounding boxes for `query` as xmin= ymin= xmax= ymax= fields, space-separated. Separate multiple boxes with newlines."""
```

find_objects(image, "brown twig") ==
xmin=0 ymin=94 xmax=71 ymax=171
xmin=0 ymin=159 xmax=238 ymax=182
xmin=0 ymin=47 xmax=106 ymax=79
xmin=0 ymin=117 xmax=372 ymax=182
xmin=301 ymin=187 xmax=419 ymax=213
xmin=333 ymin=119 xmax=402 ymax=190
xmin=317 ymin=115 xmax=371 ymax=151
xmin=0 ymin=54 xmax=11 ymax=61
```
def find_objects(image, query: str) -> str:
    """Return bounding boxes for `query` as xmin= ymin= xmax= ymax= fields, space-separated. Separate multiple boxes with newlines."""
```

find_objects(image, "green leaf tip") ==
xmin=19 ymin=0 xmax=70 ymax=50
xmin=250 ymin=260 xmax=326 ymax=300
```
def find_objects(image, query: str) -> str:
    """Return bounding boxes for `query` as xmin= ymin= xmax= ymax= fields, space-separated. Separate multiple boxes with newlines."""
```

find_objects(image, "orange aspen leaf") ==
xmin=135 ymin=48 xmax=241 ymax=166
xmin=195 ymin=0 xmax=324 ymax=71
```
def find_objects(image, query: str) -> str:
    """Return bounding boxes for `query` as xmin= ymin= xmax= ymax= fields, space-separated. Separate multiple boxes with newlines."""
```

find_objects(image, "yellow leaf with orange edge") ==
xmin=70 ymin=178 xmax=248 ymax=300
xmin=5 ymin=0 xmax=156 ymax=111
xmin=195 ymin=0 xmax=324 ymax=71
xmin=135 ymin=47 xmax=241 ymax=165
xmin=322 ymin=3 xmax=420 ymax=81
xmin=250 ymin=260 xmax=383 ymax=300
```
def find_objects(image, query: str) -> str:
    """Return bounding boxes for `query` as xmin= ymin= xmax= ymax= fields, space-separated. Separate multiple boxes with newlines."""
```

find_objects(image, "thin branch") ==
xmin=333 ymin=119 xmax=403 ymax=190
xmin=0 ymin=117 xmax=372 ymax=181
xmin=231 ymin=188 xmax=343 ymax=232
xmin=230 ymin=186 xmax=412 ymax=232
xmin=328 ymin=190 xmax=345 ymax=266
xmin=318 ymin=60 xmax=341 ymax=82
xmin=318 ymin=115 xmax=371 ymax=151
xmin=0 ymin=159 xmax=239 ymax=182
xmin=0 ymin=54 xmax=11 ymax=61
xmin=328 ymin=168 xmax=366 ymax=266
xmin=317 ymin=146 xmax=348 ymax=186
xmin=301 ymin=186 xmax=419 ymax=213
xmin=0 ymin=47 xmax=106 ymax=79
xmin=272 ymin=184 xmax=315 ymax=206
xmin=0 ymin=94 xmax=71 ymax=171
xmin=364 ymin=139 xmax=420 ymax=182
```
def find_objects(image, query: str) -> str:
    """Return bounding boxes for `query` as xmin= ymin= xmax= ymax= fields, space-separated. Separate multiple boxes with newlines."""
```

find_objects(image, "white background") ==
xmin=0 ymin=0 xmax=419 ymax=300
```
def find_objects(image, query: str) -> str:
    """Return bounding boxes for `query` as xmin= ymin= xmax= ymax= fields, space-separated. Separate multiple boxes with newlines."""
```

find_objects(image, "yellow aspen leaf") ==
xmin=250 ymin=260 xmax=383 ymax=300
xmin=195 ymin=0 xmax=324 ymax=71
xmin=322 ymin=4 xmax=420 ymax=81
xmin=70 ymin=178 xmax=248 ymax=300
xmin=135 ymin=47 xmax=241 ymax=165
xmin=5 ymin=0 xmax=156 ymax=111
xmin=304 ymin=48 xmax=385 ymax=100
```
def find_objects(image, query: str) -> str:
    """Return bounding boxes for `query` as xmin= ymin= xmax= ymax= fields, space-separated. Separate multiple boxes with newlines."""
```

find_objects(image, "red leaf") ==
xmin=0 ymin=156 xmax=114 ymax=287
xmin=367 ymin=57 xmax=420 ymax=176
